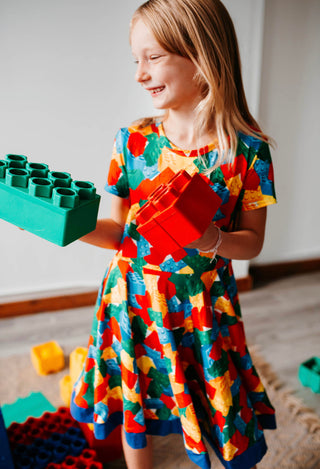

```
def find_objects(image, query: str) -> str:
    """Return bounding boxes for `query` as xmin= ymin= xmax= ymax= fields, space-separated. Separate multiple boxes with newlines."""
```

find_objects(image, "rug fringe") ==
xmin=279 ymin=390 xmax=320 ymax=435
xmin=249 ymin=345 xmax=320 ymax=440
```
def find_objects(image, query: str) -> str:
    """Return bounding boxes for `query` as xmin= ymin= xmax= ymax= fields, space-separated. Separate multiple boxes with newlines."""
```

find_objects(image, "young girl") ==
xmin=70 ymin=1 xmax=277 ymax=468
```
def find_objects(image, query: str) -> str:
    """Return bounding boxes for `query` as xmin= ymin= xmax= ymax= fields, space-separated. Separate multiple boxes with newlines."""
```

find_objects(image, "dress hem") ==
xmin=71 ymin=393 xmax=272 ymax=469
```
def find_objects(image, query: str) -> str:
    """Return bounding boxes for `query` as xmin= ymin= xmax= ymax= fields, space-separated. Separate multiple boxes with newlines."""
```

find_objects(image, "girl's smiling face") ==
xmin=131 ymin=19 xmax=202 ymax=113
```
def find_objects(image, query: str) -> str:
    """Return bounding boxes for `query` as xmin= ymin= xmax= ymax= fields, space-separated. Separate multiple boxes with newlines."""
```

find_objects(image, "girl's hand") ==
xmin=79 ymin=195 xmax=129 ymax=249
xmin=186 ymin=207 xmax=268 ymax=260
xmin=185 ymin=223 xmax=220 ymax=252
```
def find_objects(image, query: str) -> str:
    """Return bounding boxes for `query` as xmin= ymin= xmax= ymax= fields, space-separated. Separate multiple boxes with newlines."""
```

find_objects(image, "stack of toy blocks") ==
xmin=6 ymin=407 xmax=104 ymax=468
xmin=0 ymin=154 xmax=100 ymax=246
xmin=136 ymin=169 xmax=222 ymax=259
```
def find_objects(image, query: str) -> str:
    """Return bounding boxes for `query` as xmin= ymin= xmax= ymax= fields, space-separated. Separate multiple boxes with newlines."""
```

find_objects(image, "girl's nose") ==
xmin=135 ymin=61 xmax=150 ymax=83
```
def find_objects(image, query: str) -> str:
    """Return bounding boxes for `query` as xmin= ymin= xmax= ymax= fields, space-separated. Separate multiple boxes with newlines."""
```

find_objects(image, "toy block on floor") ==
xmin=79 ymin=422 xmax=123 ymax=463
xmin=70 ymin=346 xmax=87 ymax=385
xmin=60 ymin=375 xmax=73 ymax=407
xmin=0 ymin=154 xmax=100 ymax=246
xmin=59 ymin=346 xmax=88 ymax=406
xmin=31 ymin=340 xmax=65 ymax=375
xmin=0 ymin=407 xmax=15 ymax=469
xmin=1 ymin=392 xmax=56 ymax=427
xmin=136 ymin=169 xmax=222 ymax=258
xmin=298 ymin=356 xmax=320 ymax=393
xmin=6 ymin=406 xmax=105 ymax=468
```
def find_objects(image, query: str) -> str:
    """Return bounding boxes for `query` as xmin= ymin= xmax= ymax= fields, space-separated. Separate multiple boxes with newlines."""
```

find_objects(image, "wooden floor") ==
xmin=1 ymin=271 xmax=320 ymax=469
xmin=1 ymin=270 xmax=320 ymax=416
xmin=241 ymin=271 xmax=320 ymax=415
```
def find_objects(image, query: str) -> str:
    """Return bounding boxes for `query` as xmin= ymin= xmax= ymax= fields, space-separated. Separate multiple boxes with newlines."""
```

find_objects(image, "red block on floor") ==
xmin=6 ymin=406 xmax=106 ymax=468
xmin=136 ymin=170 xmax=222 ymax=258
xmin=79 ymin=423 xmax=123 ymax=463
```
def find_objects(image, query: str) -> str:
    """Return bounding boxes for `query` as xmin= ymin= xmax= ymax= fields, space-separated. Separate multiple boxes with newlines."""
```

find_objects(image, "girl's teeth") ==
xmin=151 ymin=87 xmax=164 ymax=94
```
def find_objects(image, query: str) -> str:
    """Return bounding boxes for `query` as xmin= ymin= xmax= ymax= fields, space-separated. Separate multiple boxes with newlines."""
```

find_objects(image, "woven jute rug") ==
xmin=1 ymin=345 xmax=319 ymax=469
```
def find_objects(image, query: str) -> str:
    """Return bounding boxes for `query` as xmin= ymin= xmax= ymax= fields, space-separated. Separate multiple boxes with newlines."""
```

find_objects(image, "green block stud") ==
xmin=5 ymin=168 xmax=30 ymax=188
xmin=53 ymin=187 xmax=79 ymax=208
xmin=26 ymin=162 xmax=49 ymax=177
xmin=48 ymin=170 xmax=72 ymax=188
xmin=5 ymin=154 xmax=27 ymax=168
xmin=29 ymin=178 xmax=53 ymax=198
xmin=0 ymin=160 xmax=8 ymax=178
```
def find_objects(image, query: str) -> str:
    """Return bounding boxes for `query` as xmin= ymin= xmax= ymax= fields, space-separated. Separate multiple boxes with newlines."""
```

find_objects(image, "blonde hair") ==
xmin=131 ymin=0 xmax=271 ymax=170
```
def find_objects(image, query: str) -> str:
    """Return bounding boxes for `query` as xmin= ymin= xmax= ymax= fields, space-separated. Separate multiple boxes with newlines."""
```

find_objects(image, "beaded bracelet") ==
xmin=201 ymin=225 xmax=222 ymax=255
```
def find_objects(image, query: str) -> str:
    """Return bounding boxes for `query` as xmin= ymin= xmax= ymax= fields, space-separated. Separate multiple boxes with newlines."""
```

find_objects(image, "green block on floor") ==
xmin=0 ymin=154 xmax=100 ymax=246
xmin=1 ymin=392 xmax=56 ymax=427
xmin=298 ymin=356 xmax=320 ymax=393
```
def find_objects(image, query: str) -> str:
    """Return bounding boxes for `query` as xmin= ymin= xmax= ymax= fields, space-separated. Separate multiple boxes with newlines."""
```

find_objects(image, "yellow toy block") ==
xmin=70 ymin=346 xmax=87 ymax=385
xmin=30 ymin=340 xmax=65 ymax=375
xmin=59 ymin=374 xmax=72 ymax=406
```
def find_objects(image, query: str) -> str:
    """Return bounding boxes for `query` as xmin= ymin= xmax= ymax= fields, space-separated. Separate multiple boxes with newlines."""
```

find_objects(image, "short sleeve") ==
xmin=241 ymin=140 xmax=277 ymax=211
xmin=105 ymin=129 xmax=130 ymax=198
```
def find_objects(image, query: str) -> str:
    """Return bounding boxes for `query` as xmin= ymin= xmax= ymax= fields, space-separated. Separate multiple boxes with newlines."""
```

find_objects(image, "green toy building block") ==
xmin=298 ymin=357 xmax=320 ymax=393
xmin=1 ymin=392 xmax=56 ymax=427
xmin=0 ymin=154 xmax=100 ymax=246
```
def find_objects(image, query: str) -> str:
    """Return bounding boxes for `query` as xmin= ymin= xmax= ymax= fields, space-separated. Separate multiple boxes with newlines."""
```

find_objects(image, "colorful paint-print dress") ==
xmin=71 ymin=122 xmax=277 ymax=469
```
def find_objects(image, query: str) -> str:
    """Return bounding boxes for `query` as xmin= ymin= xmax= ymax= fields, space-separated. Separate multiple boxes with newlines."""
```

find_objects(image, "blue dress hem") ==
xmin=71 ymin=392 xmax=272 ymax=469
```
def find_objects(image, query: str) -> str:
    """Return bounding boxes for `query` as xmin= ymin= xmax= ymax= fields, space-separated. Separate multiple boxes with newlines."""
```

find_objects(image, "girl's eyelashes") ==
xmin=132 ymin=55 xmax=163 ymax=64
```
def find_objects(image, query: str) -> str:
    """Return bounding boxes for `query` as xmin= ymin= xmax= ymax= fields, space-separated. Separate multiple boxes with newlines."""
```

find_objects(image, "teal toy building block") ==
xmin=1 ymin=392 xmax=56 ymax=427
xmin=0 ymin=154 xmax=100 ymax=246
xmin=298 ymin=357 xmax=320 ymax=393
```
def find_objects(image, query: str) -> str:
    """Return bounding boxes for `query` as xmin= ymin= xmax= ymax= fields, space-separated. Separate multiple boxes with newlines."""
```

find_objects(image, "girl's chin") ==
xmin=151 ymin=96 xmax=170 ymax=109
xmin=152 ymin=103 xmax=166 ymax=110
xmin=151 ymin=100 xmax=167 ymax=110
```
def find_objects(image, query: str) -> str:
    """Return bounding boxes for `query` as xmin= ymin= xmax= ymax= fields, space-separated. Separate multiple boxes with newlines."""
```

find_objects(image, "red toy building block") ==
xmin=6 ymin=407 xmax=107 ymax=468
xmin=136 ymin=170 xmax=222 ymax=258
xmin=78 ymin=423 xmax=123 ymax=463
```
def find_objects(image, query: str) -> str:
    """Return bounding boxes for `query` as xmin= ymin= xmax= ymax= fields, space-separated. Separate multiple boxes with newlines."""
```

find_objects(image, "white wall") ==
xmin=224 ymin=0 xmax=265 ymax=278
xmin=0 ymin=0 xmax=146 ymax=297
xmin=0 ymin=0 xmax=265 ymax=298
xmin=255 ymin=0 xmax=320 ymax=264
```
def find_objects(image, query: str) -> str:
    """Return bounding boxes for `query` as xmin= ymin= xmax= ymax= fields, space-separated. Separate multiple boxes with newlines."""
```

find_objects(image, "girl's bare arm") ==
xmin=79 ymin=195 xmax=130 ymax=249
xmin=187 ymin=207 xmax=267 ymax=260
